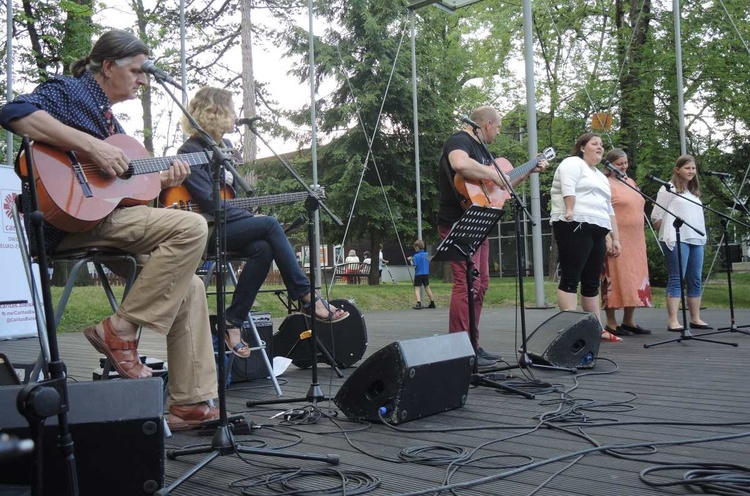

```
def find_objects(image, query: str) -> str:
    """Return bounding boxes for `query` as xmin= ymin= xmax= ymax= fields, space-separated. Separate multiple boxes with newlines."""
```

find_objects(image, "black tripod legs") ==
xmin=644 ymin=328 xmax=738 ymax=348
xmin=156 ymin=426 xmax=338 ymax=495
xmin=470 ymin=374 xmax=535 ymax=399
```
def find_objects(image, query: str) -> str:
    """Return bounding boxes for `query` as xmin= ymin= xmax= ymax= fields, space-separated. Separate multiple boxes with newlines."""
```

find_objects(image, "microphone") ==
xmin=140 ymin=60 xmax=183 ymax=91
xmin=236 ymin=117 xmax=263 ymax=128
xmin=284 ymin=214 xmax=306 ymax=234
xmin=601 ymin=160 xmax=626 ymax=180
xmin=702 ymin=170 xmax=732 ymax=179
xmin=647 ymin=174 xmax=672 ymax=190
xmin=461 ymin=115 xmax=480 ymax=129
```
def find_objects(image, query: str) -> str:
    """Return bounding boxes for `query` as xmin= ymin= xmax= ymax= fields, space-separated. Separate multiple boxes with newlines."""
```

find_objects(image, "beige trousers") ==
xmin=57 ymin=206 xmax=218 ymax=405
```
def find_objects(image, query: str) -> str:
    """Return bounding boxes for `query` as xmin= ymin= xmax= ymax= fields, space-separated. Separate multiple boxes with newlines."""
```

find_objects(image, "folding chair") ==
xmin=200 ymin=256 xmax=282 ymax=396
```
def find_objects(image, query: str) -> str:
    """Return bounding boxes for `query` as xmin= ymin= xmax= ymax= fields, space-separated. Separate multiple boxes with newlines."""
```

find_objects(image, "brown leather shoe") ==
xmin=167 ymin=401 xmax=220 ymax=431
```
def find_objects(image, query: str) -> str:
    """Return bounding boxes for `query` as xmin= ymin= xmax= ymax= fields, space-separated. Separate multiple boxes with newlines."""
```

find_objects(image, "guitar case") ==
xmin=273 ymin=299 xmax=367 ymax=369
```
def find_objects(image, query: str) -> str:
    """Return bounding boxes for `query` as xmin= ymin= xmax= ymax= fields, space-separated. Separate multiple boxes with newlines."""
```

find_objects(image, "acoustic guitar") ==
xmin=159 ymin=184 xmax=325 ymax=213
xmin=453 ymin=147 xmax=556 ymax=210
xmin=18 ymin=134 xmax=213 ymax=232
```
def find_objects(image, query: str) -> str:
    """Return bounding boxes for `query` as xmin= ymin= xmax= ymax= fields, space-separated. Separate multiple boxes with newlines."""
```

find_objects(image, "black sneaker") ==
xmin=477 ymin=347 xmax=501 ymax=361
xmin=412 ymin=302 xmax=422 ymax=310
xmin=476 ymin=355 xmax=498 ymax=368
xmin=607 ymin=326 xmax=632 ymax=337
xmin=427 ymin=301 xmax=436 ymax=309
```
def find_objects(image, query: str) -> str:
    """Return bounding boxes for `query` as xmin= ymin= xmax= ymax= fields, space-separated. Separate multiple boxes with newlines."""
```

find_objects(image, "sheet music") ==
xmin=433 ymin=205 xmax=505 ymax=262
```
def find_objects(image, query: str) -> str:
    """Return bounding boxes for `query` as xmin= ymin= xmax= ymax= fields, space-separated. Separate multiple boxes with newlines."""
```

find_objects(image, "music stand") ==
xmin=433 ymin=205 xmax=534 ymax=399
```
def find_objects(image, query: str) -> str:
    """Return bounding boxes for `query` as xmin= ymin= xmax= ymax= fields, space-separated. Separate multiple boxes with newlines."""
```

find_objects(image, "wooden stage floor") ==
xmin=2 ymin=305 xmax=750 ymax=495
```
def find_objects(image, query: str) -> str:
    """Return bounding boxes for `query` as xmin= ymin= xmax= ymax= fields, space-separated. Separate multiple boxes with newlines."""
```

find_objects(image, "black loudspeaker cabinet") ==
xmin=334 ymin=332 xmax=474 ymax=424
xmin=0 ymin=378 xmax=164 ymax=495
xmin=526 ymin=311 xmax=601 ymax=369
xmin=231 ymin=312 xmax=274 ymax=382
xmin=273 ymin=299 xmax=367 ymax=369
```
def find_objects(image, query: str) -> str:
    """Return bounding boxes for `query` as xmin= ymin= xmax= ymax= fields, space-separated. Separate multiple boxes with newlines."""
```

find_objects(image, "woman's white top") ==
xmin=550 ymin=156 xmax=614 ymax=230
xmin=651 ymin=185 xmax=706 ymax=250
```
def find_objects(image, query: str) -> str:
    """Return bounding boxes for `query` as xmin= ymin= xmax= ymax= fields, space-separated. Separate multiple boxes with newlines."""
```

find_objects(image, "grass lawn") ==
xmin=50 ymin=272 xmax=749 ymax=334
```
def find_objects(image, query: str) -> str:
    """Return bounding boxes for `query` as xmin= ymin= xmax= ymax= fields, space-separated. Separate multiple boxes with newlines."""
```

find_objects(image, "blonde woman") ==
xmin=178 ymin=87 xmax=349 ymax=345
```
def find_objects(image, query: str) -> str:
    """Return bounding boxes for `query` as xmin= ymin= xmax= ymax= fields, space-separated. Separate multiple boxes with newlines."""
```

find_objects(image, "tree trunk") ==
xmin=134 ymin=0 xmax=154 ymax=154
xmin=241 ymin=0 xmax=258 ymax=186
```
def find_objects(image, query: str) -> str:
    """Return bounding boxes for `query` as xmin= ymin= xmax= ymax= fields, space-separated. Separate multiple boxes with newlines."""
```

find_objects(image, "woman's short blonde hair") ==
xmin=182 ymin=86 xmax=235 ymax=140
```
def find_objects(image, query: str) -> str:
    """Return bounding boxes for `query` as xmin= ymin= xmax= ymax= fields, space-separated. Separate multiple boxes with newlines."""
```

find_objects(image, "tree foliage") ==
xmin=3 ymin=0 xmax=749 ymax=280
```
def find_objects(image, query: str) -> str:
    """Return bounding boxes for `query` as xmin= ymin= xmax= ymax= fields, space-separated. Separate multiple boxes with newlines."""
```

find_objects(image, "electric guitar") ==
xmin=453 ymin=147 xmax=556 ymax=209
xmin=159 ymin=184 xmax=325 ymax=214
xmin=18 ymin=134 xmax=213 ymax=232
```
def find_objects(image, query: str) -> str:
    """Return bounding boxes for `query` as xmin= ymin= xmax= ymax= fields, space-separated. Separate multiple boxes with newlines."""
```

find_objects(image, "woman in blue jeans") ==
xmin=651 ymin=154 xmax=711 ymax=332
xmin=177 ymin=87 xmax=349 ymax=356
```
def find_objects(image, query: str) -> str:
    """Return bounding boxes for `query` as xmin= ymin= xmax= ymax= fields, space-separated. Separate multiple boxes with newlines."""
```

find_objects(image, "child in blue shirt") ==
xmin=409 ymin=240 xmax=436 ymax=310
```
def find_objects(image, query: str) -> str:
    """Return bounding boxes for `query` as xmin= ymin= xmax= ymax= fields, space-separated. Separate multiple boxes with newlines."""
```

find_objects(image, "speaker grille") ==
xmin=527 ymin=311 xmax=601 ymax=368
xmin=334 ymin=333 xmax=474 ymax=424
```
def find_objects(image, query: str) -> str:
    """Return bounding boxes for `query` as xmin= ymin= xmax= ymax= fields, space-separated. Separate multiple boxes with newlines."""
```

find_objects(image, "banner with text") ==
xmin=0 ymin=165 xmax=38 ymax=340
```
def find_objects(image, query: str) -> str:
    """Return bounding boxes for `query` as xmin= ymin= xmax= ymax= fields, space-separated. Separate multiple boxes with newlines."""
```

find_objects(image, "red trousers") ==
xmin=438 ymin=224 xmax=490 ymax=349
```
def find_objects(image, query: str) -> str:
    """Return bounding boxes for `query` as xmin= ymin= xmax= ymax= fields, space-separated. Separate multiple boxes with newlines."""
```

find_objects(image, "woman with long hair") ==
xmin=651 ymin=154 xmax=711 ymax=332
xmin=550 ymin=133 xmax=622 ymax=341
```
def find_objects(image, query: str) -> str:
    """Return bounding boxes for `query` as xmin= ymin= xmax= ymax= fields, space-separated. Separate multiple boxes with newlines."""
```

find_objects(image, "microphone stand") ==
xmin=461 ymin=126 xmax=567 ymax=396
xmin=239 ymin=118 xmax=345 ymax=409
xmin=472 ymin=126 xmax=575 ymax=377
xmin=673 ymin=177 xmax=750 ymax=338
xmin=628 ymin=178 xmax=737 ymax=348
xmin=15 ymin=136 xmax=79 ymax=496
xmin=152 ymin=83 xmax=337 ymax=496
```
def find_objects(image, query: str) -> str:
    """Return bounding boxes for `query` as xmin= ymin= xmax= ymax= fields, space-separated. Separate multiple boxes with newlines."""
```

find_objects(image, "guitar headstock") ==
xmin=542 ymin=147 xmax=556 ymax=161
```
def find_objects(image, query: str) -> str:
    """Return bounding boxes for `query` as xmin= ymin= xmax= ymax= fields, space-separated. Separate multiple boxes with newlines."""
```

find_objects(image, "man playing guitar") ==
xmin=0 ymin=30 xmax=220 ymax=431
xmin=437 ymin=106 xmax=548 ymax=367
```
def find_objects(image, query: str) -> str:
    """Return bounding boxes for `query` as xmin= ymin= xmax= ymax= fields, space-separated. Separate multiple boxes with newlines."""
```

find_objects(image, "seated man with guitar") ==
xmin=438 ymin=106 xmax=549 ymax=367
xmin=176 ymin=87 xmax=349 ymax=336
xmin=0 ymin=30 xmax=220 ymax=431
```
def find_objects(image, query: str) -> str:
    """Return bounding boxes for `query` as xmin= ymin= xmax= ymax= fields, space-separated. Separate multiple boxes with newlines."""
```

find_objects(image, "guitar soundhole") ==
xmin=122 ymin=165 xmax=134 ymax=179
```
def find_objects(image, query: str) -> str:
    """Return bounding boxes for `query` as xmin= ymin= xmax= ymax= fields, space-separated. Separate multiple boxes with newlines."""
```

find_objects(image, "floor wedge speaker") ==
xmin=334 ymin=332 xmax=474 ymax=424
xmin=526 ymin=311 xmax=600 ymax=369
xmin=0 ymin=378 xmax=164 ymax=495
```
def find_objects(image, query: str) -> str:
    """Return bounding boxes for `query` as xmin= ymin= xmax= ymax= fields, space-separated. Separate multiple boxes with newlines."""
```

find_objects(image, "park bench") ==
xmin=332 ymin=262 xmax=371 ymax=285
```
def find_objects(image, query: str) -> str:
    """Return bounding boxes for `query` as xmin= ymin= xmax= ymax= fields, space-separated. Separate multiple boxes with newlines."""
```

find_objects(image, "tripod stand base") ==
xmin=491 ymin=353 xmax=578 ymax=374
xmin=156 ymin=426 xmax=339 ymax=495
xmin=470 ymin=373 xmax=535 ymax=399
xmin=246 ymin=383 xmax=332 ymax=407
xmin=644 ymin=329 xmax=739 ymax=348
xmin=698 ymin=325 xmax=750 ymax=337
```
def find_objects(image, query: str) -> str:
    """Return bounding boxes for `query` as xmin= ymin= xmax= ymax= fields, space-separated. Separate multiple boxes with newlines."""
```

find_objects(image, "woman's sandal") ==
xmin=83 ymin=317 xmax=151 ymax=379
xmin=301 ymin=295 xmax=350 ymax=323
xmin=225 ymin=326 xmax=251 ymax=358
xmin=601 ymin=329 xmax=623 ymax=342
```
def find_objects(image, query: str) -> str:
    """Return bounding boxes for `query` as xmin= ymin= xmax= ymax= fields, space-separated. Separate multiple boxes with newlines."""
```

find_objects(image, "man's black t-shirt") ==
xmin=437 ymin=131 xmax=494 ymax=227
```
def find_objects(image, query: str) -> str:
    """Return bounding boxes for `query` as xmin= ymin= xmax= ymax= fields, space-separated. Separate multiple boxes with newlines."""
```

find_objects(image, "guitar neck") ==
xmin=228 ymin=191 xmax=311 ymax=210
xmin=507 ymin=155 xmax=542 ymax=182
xmin=129 ymin=151 xmax=212 ymax=175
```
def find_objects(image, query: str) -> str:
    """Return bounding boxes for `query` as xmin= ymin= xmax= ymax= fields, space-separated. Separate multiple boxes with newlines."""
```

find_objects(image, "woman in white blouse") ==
xmin=651 ymin=155 xmax=712 ymax=332
xmin=550 ymin=133 xmax=622 ymax=341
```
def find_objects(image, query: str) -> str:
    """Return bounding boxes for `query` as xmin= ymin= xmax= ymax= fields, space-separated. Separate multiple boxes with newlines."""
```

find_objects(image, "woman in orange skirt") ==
xmin=600 ymin=149 xmax=653 ymax=336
